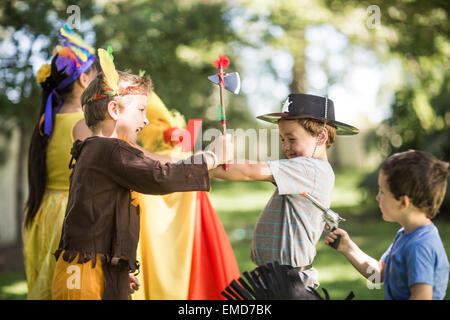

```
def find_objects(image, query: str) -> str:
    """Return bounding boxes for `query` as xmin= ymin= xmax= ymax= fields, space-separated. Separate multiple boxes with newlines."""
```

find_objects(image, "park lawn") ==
xmin=0 ymin=271 xmax=27 ymax=300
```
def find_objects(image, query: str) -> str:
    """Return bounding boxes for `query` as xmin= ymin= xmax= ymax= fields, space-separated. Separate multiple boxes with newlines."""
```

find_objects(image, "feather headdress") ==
xmin=98 ymin=46 xmax=120 ymax=96
xmin=89 ymin=46 xmax=149 ymax=102
xmin=38 ymin=24 xmax=96 ymax=136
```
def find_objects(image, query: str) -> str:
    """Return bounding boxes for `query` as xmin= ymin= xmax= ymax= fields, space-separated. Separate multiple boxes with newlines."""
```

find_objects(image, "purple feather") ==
xmin=55 ymin=56 xmax=77 ymax=75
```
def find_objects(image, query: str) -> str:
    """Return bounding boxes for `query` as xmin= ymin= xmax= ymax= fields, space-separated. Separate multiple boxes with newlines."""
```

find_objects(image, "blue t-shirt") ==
xmin=381 ymin=223 xmax=449 ymax=300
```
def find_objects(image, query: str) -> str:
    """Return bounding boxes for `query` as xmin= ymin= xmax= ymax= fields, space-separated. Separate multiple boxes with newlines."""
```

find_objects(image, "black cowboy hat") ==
xmin=257 ymin=93 xmax=359 ymax=135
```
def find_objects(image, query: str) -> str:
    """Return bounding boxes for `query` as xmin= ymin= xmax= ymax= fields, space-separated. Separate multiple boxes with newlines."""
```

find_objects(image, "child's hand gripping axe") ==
xmin=208 ymin=55 xmax=240 ymax=170
xmin=302 ymin=192 xmax=345 ymax=250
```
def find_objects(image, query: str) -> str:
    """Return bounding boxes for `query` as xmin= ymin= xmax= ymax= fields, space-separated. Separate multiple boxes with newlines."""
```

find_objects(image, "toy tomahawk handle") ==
xmin=209 ymin=55 xmax=241 ymax=171
xmin=218 ymin=65 xmax=229 ymax=171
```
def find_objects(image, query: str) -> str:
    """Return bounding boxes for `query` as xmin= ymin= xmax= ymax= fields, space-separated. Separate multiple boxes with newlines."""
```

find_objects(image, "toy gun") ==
xmin=301 ymin=192 xmax=345 ymax=249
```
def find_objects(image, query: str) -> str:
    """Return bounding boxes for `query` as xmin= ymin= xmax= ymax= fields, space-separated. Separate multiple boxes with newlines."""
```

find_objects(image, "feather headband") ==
xmin=89 ymin=46 xmax=149 ymax=103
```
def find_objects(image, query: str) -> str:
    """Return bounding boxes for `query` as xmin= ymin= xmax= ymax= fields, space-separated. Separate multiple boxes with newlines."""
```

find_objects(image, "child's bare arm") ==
xmin=409 ymin=283 xmax=432 ymax=300
xmin=210 ymin=161 xmax=274 ymax=182
xmin=326 ymin=228 xmax=384 ymax=282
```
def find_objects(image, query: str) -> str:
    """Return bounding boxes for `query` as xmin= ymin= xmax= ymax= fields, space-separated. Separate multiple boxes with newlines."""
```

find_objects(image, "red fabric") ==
xmin=183 ymin=119 xmax=202 ymax=152
xmin=163 ymin=127 xmax=186 ymax=146
xmin=188 ymin=192 xmax=240 ymax=300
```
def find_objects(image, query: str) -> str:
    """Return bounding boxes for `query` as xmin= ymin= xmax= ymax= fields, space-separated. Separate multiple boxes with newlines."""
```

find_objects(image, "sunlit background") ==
xmin=1 ymin=0 xmax=449 ymax=299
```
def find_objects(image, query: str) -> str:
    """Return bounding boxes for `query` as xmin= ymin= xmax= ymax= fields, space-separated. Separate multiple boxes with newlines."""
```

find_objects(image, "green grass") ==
xmin=209 ymin=168 xmax=450 ymax=300
xmin=0 ymin=271 xmax=27 ymax=300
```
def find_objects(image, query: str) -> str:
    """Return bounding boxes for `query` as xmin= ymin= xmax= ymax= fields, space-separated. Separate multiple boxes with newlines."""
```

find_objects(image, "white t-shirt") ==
xmin=251 ymin=157 xmax=335 ymax=269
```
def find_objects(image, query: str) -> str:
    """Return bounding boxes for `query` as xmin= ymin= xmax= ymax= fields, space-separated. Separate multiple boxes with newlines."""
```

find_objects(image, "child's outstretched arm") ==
xmin=133 ymin=144 xmax=179 ymax=164
xmin=409 ymin=283 xmax=432 ymax=300
xmin=326 ymin=228 xmax=385 ymax=283
xmin=210 ymin=161 xmax=274 ymax=182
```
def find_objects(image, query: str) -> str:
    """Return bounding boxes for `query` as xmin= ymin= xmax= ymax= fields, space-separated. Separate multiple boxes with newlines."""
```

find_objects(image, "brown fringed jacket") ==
xmin=54 ymin=136 xmax=210 ymax=299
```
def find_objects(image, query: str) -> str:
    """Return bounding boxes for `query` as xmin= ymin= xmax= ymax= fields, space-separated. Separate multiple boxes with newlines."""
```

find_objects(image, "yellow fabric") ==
xmin=133 ymin=91 xmax=197 ymax=300
xmin=133 ymin=192 xmax=197 ymax=300
xmin=52 ymin=252 xmax=104 ymax=300
xmin=138 ymin=92 xmax=186 ymax=155
xmin=23 ymin=190 xmax=69 ymax=299
xmin=46 ymin=112 xmax=84 ymax=190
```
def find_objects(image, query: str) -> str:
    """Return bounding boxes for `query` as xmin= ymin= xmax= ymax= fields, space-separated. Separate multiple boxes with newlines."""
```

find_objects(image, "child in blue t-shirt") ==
xmin=326 ymin=150 xmax=449 ymax=300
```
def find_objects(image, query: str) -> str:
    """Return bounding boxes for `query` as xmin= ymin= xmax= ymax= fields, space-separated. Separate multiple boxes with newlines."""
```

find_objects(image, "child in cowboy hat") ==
xmin=211 ymin=93 xmax=359 ymax=289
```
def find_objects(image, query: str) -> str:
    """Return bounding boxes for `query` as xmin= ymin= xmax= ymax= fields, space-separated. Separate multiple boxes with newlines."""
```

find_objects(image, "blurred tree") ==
xmin=0 ymin=0 xmax=97 ymax=243
xmin=0 ymin=0 xmax=257 ymax=242
xmin=232 ymin=0 xmax=333 ymax=95
xmin=92 ymin=0 xmax=255 ymax=131
xmin=265 ymin=0 xmax=332 ymax=93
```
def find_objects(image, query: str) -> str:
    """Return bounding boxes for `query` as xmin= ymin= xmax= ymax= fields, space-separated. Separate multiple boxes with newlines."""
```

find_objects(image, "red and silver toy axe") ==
xmin=208 ymin=55 xmax=241 ymax=170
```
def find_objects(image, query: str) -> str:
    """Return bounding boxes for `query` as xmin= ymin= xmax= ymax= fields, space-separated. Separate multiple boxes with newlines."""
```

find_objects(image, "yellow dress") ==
xmin=23 ymin=112 xmax=84 ymax=300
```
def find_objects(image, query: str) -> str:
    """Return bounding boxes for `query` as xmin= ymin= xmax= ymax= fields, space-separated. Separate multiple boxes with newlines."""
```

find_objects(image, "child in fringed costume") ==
xmin=51 ymin=47 xmax=232 ymax=300
xmin=132 ymin=92 xmax=240 ymax=300
xmin=22 ymin=25 xmax=98 ymax=300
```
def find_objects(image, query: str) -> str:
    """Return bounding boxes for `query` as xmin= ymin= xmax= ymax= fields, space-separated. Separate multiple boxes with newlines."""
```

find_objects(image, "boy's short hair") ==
xmin=296 ymin=119 xmax=336 ymax=148
xmin=380 ymin=150 xmax=449 ymax=219
xmin=81 ymin=71 xmax=152 ymax=130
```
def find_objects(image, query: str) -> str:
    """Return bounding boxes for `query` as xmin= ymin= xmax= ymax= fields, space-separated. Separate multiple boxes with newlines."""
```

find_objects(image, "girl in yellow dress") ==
xmin=22 ymin=25 xmax=98 ymax=299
